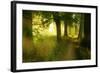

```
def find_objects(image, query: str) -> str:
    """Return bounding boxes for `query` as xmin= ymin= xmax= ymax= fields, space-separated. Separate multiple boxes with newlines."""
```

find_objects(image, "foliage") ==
xmin=23 ymin=10 xmax=91 ymax=62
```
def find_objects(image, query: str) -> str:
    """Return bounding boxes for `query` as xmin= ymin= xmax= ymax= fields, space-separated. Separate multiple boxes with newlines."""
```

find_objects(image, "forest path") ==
xmin=62 ymin=40 xmax=78 ymax=60
xmin=54 ymin=38 xmax=79 ymax=61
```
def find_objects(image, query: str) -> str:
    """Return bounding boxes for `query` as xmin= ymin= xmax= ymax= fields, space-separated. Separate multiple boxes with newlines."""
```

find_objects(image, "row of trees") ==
xmin=23 ymin=10 xmax=91 ymax=62
xmin=32 ymin=11 xmax=90 ymax=41
xmin=32 ymin=11 xmax=80 ymax=40
xmin=23 ymin=10 xmax=91 ymax=46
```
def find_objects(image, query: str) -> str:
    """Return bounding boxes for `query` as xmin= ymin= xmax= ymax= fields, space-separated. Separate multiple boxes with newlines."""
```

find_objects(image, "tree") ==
xmin=32 ymin=11 xmax=53 ymax=41
xmin=64 ymin=19 xmax=68 ymax=36
xmin=32 ymin=11 xmax=83 ymax=41
xmin=23 ymin=10 xmax=33 ymax=37
xmin=53 ymin=12 xmax=61 ymax=41
xmin=83 ymin=13 xmax=91 ymax=48
xmin=23 ymin=10 xmax=34 ymax=62
xmin=77 ymin=14 xmax=91 ymax=59
xmin=79 ymin=13 xmax=91 ymax=49
xmin=78 ymin=14 xmax=84 ymax=39
xmin=62 ymin=13 xmax=79 ymax=38
xmin=62 ymin=13 xmax=73 ymax=37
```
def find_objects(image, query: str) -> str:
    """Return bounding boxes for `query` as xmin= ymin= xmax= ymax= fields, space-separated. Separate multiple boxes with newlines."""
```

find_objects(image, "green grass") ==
xmin=23 ymin=36 xmax=91 ymax=62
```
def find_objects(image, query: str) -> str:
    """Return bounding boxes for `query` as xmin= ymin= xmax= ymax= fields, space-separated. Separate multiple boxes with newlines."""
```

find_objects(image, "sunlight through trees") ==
xmin=22 ymin=10 xmax=91 ymax=62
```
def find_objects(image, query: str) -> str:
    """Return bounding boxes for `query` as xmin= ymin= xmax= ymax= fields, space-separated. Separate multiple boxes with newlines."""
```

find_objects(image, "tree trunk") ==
xmin=78 ymin=14 xmax=84 ymax=39
xmin=80 ymin=13 xmax=91 ymax=49
xmin=84 ymin=14 xmax=91 ymax=37
xmin=84 ymin=14 xmax=91 ymax=48
xmin=23 ymin=11 xmax=34 ymax=62
xmin=53 ymin=12 xmax=61 ymax=41
xmin=23 ymin=11 xmax=33 ymax=38
xmin=64 ymin=20 xmax=68 ymax=36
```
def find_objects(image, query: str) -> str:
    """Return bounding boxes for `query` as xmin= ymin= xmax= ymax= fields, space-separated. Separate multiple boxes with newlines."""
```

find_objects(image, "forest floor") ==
xmin=23 ymin=36 xmax=90 ymax=62
xmin=51 ymin=37 xmax=80 ymax=61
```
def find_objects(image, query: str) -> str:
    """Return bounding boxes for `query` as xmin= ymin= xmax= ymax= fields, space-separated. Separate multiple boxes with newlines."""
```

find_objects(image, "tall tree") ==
xmin=23 ymin=10 xmax=33 ymax=37
xmin=80 ymin=13 xmax=91 ymax=48
xmin=64 ymin=20 xmax=68 ymax=36
xmin=53 ymin=12 xmax=61 ymax=41
xmin=84 ymin=14 xmax=91 ymax=48
xmin=78 ymin=14 xmax=84 ymax=39
xmin=23 ymin=10 xmax=34 ymax=62
xmin=62 ymin=13 xmax=74 ymax=37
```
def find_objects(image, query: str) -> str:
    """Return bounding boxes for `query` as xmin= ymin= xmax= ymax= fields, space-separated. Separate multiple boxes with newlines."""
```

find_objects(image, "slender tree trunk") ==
xmin=84 ymin=14 xmax=91 ymax=48
xmin=64 ymin=20 xmax=68 ymax=36
xmin=53 ymin=12 xmax=61 ymax=41
xmin=84 ymin=14 xmax=91 ymax=37
xmin=56 ymin=20 xmax=61 ymax=41
xmin=78 ymin=14 xmax=84 ymax=39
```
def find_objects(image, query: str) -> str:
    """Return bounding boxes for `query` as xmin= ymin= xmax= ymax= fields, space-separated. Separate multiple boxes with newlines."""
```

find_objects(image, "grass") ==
xmin=23 ymin=35 xmax=91 ymax=63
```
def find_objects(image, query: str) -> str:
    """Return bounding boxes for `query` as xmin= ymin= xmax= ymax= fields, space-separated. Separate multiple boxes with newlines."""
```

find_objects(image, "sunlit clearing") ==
xmin=48 ymin=23 xmax=56 ymax=36
xmin=49 ymin=23 xmax=54 ymax=32
xmin=67 ymin=24 xmax=79 ymax=38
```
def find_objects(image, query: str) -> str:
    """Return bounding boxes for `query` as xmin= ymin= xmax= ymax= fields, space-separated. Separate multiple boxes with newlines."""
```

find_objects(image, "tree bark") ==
xmin=80 ymin=13 xmax=91 ymax=49
xmin=78 ymin=14 xmax=84 ymax=39
xmin=84 ymin=14 xmax=91 ymax=48
xmin=64 ymin=20 xmax=68 ymax=36
xmin=84 ymin=14 xmax=91 ymax=37
xmin=53 ymin=12 xmax=61 ymax=41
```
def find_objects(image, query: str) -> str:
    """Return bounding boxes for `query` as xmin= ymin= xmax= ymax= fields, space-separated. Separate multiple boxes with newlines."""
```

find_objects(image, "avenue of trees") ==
xmin=31 ymin=11 xmax=90 ymax=42
xmin=22 ymin=10 xmax=91 ymax=62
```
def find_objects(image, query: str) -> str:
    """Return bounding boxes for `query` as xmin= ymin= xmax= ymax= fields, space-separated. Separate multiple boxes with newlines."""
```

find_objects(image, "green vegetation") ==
xmin=22 ymin=10 xmax=91 ymax=62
